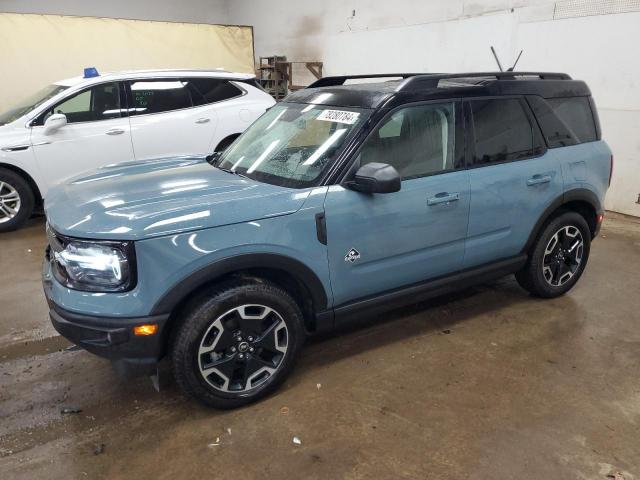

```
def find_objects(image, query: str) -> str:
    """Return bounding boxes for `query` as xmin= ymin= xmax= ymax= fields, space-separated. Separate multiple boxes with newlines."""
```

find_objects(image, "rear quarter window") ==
xmin=185 ymin=78 xmax=243 ymax=106
xmin=547 ymin=97 xmax=597 ymax=144
xmin=528 ymin=96 xmax=597 ymax=148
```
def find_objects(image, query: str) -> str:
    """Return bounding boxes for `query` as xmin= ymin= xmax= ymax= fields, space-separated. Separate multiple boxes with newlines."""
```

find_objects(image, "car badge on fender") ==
xmin=344 ymin=248 xmax=361 ymax=263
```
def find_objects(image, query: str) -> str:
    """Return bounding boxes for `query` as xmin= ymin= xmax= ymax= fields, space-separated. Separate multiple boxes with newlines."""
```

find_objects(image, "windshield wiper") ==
xmin=208 ymin=152 xmax=250 ymax=179
xmin=216 ymin=165 xmax=250 ymax=179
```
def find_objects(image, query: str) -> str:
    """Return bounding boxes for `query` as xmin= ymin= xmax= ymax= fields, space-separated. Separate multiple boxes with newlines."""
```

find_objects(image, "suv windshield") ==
xmin=0 ymin=84 xmax=68 ymax=126
xmin=216 ymin=103 xmax=370 ymax=188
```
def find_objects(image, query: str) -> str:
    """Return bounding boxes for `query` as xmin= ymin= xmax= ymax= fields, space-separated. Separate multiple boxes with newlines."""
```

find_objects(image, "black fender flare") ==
xmin=563 ymin=188 xmax=602 ymax=212
xmin=522 ymin=188 xmax=602 ymax=253
xmin=150 ymin=253 xmax=328 ymax=316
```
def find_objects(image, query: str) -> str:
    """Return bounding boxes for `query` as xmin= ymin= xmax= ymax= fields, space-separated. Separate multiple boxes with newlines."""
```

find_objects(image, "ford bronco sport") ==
xmin=43 ymin=72 xmax=612 ymax=408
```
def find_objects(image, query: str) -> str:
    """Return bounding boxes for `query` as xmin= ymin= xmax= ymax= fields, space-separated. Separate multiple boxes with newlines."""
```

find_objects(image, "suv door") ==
xmin=30 ymin=81 xmax=134 ymax=187
xmin=324 ymin=101 xmax=470 ymax=309
xmin=463 ymin=97 xmax=562 ymax=268
xmin=126 ymin=77 xmax=223 ymax=158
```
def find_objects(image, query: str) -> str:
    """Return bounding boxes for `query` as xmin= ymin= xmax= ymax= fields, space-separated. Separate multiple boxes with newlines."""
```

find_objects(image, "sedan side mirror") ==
xmin=43 ymin=113 xmax=67 ymax=135
xmin=346 ymin=162 xmax=401 ymax=194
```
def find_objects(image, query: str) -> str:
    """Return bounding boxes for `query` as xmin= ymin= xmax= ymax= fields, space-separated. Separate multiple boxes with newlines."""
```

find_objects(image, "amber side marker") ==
xmin=134 ymin=324 xmax=158 ymax=336
xmin=597 ymin=213 xmax=604 ymax=224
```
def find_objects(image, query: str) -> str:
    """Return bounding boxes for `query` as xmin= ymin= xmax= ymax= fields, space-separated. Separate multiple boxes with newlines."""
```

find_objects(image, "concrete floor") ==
xmin=1 ymin=214 xmax=639 ymax=479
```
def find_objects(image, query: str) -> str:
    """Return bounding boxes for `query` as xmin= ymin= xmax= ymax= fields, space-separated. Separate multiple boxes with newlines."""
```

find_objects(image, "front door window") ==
xmin=39 ymin=82 xmax=122 ymax=124
xmin=359 ymin=102 xmax=459 ymax=180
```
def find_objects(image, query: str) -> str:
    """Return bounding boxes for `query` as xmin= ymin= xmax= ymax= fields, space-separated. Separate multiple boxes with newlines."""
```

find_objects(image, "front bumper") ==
xmin=43 ymin=252 xmax=169 ymax=377
xmin=48 ymin=304 xmax=169 ymax=377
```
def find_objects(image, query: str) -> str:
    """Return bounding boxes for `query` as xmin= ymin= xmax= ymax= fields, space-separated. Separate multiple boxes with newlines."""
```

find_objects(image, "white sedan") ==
xmin=0 ymin=68 xmax=275 ymax=231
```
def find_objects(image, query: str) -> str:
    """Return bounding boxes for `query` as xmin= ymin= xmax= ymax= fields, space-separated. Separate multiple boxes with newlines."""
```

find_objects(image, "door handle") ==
xmin=527 ymin=174 xmax=552 ymax=186
xmin=106 ymin=128 xmax=125 ymax=136
xmin=195 ymin=118 xmax=211 ymax=124
xmin=1 ymin=144 xmax=30 ymax=152
xmin=427 ymin=192 xmax=460 ymax=206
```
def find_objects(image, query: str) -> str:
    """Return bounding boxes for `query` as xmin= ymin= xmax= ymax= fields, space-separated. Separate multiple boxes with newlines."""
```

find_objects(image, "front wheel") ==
xmin=516 ymin=211 xmax=591 ymax=298
xmin=0 ymin=168 xmax=35 ymax=233
xmin=170 ymin=280 xmax=305 ymax=408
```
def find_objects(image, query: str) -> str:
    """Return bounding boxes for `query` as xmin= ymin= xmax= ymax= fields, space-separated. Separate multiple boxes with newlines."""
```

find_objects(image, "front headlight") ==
xmin=47 ymin=225 xmax=136 ymax=292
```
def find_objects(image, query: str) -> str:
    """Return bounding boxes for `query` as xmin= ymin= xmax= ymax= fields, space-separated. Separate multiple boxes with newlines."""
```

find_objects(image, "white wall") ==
xmin=227 ymin=0 xmax=640 ymax=216
xmin=2 ymin=0 xmax=638 ymax=215
xmin=0 ymin=0 xmax=230 ymax=24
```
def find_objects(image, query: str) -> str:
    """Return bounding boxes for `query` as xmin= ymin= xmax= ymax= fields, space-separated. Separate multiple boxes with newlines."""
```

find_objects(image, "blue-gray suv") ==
xmin=43 ymin=72 xmax=612 ymax=408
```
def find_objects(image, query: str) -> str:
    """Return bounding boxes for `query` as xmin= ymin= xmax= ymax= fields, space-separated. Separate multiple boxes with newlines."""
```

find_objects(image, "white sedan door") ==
xmin=30 ymin=81 xmax=135 ymax=190
xmin=126 ymin=78 xmax=219 ymax=159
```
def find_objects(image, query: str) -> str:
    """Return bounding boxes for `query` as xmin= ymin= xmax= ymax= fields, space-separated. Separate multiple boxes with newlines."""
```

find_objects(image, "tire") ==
xmin=516 ymin=211 xmax=591 ymax=298
xmin=0 ymin=168 xmax=35 ymax=233
xmin=170 ymin=279 xmax=305 ymax=408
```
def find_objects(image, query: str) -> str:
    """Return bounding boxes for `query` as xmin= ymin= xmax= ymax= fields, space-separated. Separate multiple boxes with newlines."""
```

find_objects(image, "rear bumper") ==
xmin=593 ymin=210 xmax=604 ymax=238
xmin=48 ymin=303 xmax=169 ymax=377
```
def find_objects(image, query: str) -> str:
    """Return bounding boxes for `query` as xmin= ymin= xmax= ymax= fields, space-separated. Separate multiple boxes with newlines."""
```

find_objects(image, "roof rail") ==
xmin=307 ymin=71 xmax=571 ymax=90
xmin=307 ymin=73 xmax=431 ymax=88
xmin=399 ymin=71 xmax=571 ymax=91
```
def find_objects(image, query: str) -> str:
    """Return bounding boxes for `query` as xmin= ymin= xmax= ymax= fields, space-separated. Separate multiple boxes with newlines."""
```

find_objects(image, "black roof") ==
xmin=284 ymin=72 xmax=592 ymax=110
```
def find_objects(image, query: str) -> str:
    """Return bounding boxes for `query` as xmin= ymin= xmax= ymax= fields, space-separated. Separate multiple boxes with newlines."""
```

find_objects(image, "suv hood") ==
xmin=45 ymin=156 xmax=311 ymax=240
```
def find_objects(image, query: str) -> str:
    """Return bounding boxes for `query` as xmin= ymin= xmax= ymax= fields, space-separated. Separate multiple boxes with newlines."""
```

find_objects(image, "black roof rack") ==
xmin=308 ymin=73 xmax=432 ymax=88
xmin=307 ymin=71 xmax=571 ymax=90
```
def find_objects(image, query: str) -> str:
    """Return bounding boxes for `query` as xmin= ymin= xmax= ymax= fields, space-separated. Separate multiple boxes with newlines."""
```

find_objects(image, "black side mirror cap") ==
xmin=346 ymin=162 xmax=401 ymax=194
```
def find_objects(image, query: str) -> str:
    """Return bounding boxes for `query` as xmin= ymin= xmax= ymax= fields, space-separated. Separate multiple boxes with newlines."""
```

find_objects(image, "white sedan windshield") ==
xmin=0 ymin=84 xmax=68 ymax=126
xmin=217 ymin=103 xmax=369 ymax=188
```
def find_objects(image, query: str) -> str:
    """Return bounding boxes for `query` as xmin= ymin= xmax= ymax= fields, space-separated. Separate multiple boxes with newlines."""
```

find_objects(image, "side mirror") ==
xmin=347 ymin=162 xmax=401 ymax=194
xmin=43 ymin=113 xmax=67 ymax=135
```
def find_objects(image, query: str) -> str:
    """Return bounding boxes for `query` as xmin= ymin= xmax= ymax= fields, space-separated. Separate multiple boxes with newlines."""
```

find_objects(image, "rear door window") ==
xmin=127 ymin=79 xmax=193 ymax=115
xmin=469 ymin=98 xmax=543 ymax=166
xmin=185 ymin=78 xmax=243 ymax=106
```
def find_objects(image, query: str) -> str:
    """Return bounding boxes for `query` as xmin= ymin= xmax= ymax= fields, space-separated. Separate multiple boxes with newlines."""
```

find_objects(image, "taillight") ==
xmin=609 ymin=154 xmax=614 ymax=187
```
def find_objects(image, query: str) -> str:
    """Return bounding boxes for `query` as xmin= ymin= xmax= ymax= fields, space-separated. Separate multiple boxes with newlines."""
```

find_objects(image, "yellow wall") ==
xmin=0 ymin=13 xmax=254 ymax=110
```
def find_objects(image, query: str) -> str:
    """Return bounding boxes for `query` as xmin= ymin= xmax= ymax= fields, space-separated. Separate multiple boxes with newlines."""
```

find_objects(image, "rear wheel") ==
xmin=0 ymin=168 xmax=35 ymax=233
xmin=516 ymin=211 xmax=591 ymax=298
xmin=170 ymin=280 xmax=305 ymax=408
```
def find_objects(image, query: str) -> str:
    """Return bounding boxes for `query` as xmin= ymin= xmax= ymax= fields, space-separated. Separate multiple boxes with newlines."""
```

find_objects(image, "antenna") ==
xmin=490 ymin=46 xmax=504 ymax=72
xmin=508 ymin=50 xmax=523 ymax=71
xmin=491 ymin=46 xmax=525 ymax=72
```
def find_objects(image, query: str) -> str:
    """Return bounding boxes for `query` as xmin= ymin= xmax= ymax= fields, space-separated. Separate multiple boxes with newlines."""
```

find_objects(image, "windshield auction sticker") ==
xmin=316 ymin=109 xmax=360 ymax=125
